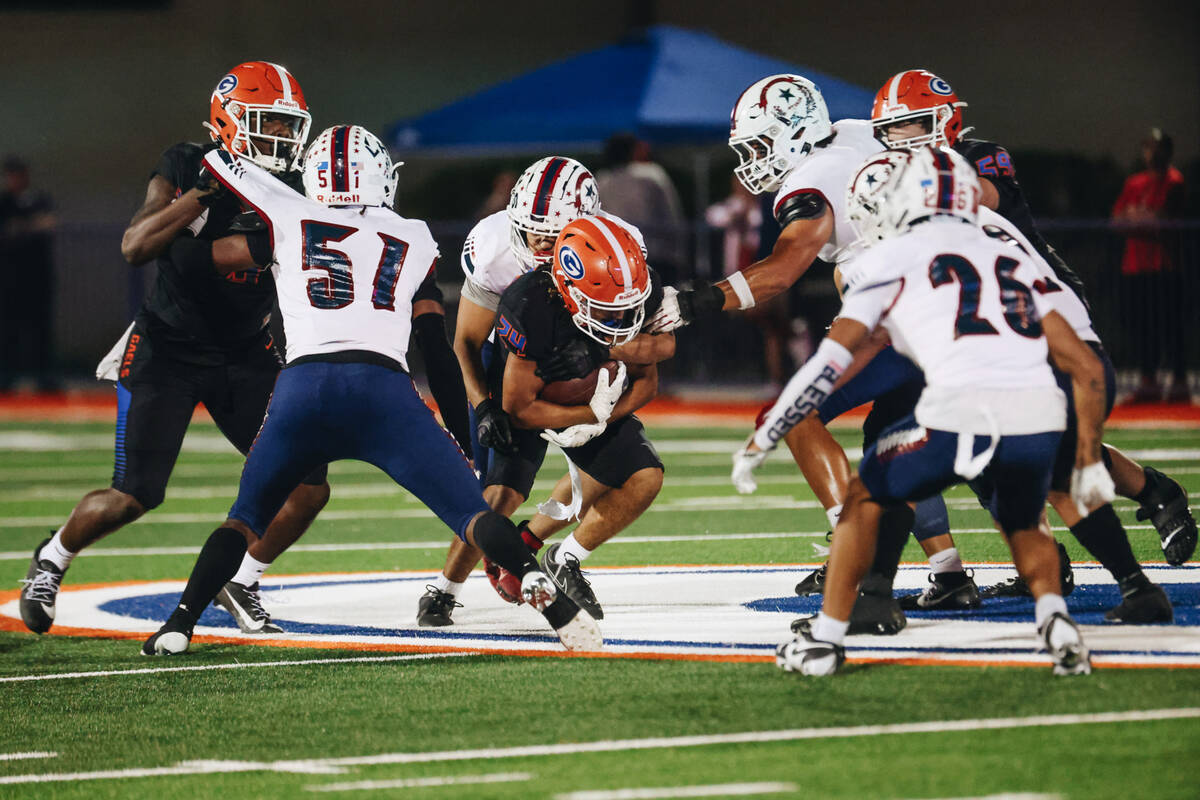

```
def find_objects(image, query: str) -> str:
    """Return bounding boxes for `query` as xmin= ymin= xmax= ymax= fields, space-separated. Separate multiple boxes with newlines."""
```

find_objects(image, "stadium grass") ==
xmin=0 ymin=419 xmax=1198 ymax=798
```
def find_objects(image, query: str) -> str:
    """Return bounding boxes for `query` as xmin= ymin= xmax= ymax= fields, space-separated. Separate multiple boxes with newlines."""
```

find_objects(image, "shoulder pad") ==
xmin=774 ymin=190 xmax=828 ymax=228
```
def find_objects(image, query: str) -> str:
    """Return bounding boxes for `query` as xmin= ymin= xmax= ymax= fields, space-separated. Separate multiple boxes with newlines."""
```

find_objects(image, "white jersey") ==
xmin=772 ymin=119 xmax=882 ymax=264
xmin=839 ymin=220 xmax=1066 ymax=436
xmin=459 ymin=209 xmax=646 ymax=311
xmin=204 ymin=151 xmax=439 ymax=370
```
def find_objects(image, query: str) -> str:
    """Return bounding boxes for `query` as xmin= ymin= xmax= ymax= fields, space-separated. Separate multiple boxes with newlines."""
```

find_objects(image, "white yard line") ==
xmin=901 ymin=795 xmax=1061 ymax=800
xmin=554 ymin=783 xmax=796 ymax=800
xmin=0 ymin=752 xmax=57 ymax=762
xmin=306 ymin=772 xmax=533 ymax=792
xmin=2 ymin=709 xmax=1194 ymax=786
xmin=0 ymin=652 xmax=471 ymax=684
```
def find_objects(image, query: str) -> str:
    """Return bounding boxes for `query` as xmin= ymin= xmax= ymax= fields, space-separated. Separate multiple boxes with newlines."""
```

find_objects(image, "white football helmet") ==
xmin=846 ymin=146 xmax=981 ymax=243
xmin=728 ymin=74 xmax=833 ymax=195
xmin=508 ymin=156 xmax=600 ymax=270
xmin=302 ymin=125 xmax=401 ymax=207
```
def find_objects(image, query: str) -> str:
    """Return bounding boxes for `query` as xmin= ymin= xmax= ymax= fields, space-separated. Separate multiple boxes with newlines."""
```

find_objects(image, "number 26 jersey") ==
xmin=203 ymin=150 xmax=439 ymax=370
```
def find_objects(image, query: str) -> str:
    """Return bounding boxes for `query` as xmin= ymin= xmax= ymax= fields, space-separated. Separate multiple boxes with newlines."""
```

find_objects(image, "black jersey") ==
xmin=136 ymin=142 xmax=279 ymax=365
xmin=953 ymin=138 xmax=1090 ymax=306
xmin=490 ymin=268 xmax=664 ymax=396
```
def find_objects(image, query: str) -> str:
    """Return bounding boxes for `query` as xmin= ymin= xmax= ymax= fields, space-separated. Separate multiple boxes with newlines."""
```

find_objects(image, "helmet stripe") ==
xmin=532 ymin=157 xmax=567 ymax=218
xmin=268 ymin=62 xmax=293 ymax=103
xmin=931 ymin=149 xmax=955 ymax=211
xmin=586 ymin=217 xmax=633 ymax=288
xmin=332 ymin=126 xmax=349 ymax=192
xmin=887 ymin=71 xmax=906 ymax=108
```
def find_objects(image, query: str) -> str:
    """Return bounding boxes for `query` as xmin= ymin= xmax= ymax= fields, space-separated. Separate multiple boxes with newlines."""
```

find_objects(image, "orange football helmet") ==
xmin=552 ymin=216 xmax=651 ymax=346
xmin=871 ymin=69 xmax=967 ymax=149
xmin=205 ymin=61 xmax=312 ymax=174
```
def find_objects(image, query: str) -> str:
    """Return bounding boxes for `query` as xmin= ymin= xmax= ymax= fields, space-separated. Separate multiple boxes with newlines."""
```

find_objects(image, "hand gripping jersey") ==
xmin=838 ymin=220 xmax=1066 ymax=436
xmin=203 ymin=150 xmax=439 ymax=370
xmin=460 ymin=209 xmax=647 ymax=312
xmin=772 ymin=119 xmax=883 ymax=264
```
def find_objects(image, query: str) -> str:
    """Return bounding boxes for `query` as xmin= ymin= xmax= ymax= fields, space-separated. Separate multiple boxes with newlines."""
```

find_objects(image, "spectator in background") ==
xmin=596 ymin=133 xmax=686 ymax=283
xmin=706 ymin=176 xmax=792 ymax=389
xmin=0 ymin=156 xmax=57 ymax=391
xmin=476 ymin=169 xmax=516 ymax=220
xmin=1112 ymin=130 xmax=1188 ymax=403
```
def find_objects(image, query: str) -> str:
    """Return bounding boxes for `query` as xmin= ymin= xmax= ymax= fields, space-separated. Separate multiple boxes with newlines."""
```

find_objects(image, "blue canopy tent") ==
xmin=387 ymin=25 xmax=875 ymax=152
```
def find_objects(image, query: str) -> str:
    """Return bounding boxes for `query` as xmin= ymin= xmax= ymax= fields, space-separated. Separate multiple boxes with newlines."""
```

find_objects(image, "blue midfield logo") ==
xmin=216 ymin=74 xmax=238 ymax=95
xmin=930 ymin=78 xmax=954 ymax=96
xmin=559 ymin=245 xmax=585 ymax=280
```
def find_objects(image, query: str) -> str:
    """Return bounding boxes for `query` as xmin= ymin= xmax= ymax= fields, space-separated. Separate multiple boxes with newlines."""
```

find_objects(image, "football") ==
xmin=539 ymin=360 xmax=620 ymax=406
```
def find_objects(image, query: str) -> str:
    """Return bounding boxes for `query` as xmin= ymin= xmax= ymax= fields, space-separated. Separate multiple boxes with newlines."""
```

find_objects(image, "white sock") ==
xmin=42 ymin=529 xmax=77 ymax=571
xmin=825 ymin=504 xmax=843 ymax=530
xmin=432 ymin=574 xmax=465 ymax=597
xmin=231 ymin=553 xmax=272 ymax=588
xmin=810 ymin=612 xmax=849 ymax=646
xmin=929 ymin=547 xmax=963 ymax=575
xmin=554 ymin=533 xmax=593 ymax=565
xmin=1034 ymin=593 xmax=1068 ymax=630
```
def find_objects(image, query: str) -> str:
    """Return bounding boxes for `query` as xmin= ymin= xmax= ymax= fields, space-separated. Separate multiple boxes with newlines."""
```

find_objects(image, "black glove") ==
xmin=194 ymin=164 xmax=231 ymax=209
xmin=535 ymin=338 xmax=608 ymax=383
xmin=475 ymin=397 xmax=516 ymax=455
xmin=677 ymin=283 xmax=726 ymax=324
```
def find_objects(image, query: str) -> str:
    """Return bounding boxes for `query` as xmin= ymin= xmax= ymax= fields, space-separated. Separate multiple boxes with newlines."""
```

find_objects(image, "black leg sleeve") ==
xmin=470 ymin=511 xmax=538 ymax=578
xmin=176 ymin=527 xmax=248 ymax=624
xmin=1069 ymin=503 xmax=1141 ymax=582
xmin=869 ymin=503 xmax=916 ymax=584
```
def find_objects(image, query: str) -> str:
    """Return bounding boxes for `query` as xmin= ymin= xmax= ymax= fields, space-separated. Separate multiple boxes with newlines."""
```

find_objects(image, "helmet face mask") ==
xmin=728 ymin=74 xmax=833 ymax=195
xmin=552 ymin=216 xmax=650 ymax=347
xmin=207 ymin=62 xmax=312 ymax=174
xmin=508 ymin=157 xmax=600 ymax=271
xmin=872 ymin=70 xmax=966 ymax=151
xmin=302 ymin=125 xmax=401 ymax=208
xmin=847 ymin=147 xmax=981 ymax=244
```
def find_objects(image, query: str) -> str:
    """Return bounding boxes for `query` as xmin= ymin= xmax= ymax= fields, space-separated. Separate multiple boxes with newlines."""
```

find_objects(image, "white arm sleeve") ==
xmin=753 ymin=337 xmax=853 ymax=451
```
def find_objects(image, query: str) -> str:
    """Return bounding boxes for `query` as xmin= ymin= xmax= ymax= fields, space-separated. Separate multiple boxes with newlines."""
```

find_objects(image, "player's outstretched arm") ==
xmin=121 ymin=175 xmax=208 ymax=265
xmin=413 ymin=297 xmax=473 ymax=459
xmin=453 ymin=296 xmax=501 ymax=409
xmin=1043 ymin=310 xmax=1113 ymax=513
xmin=609 ymin=332 xmax=675 ymax=365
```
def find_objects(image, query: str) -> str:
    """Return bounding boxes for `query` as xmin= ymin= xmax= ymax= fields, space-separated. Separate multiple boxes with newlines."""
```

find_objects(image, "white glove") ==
xmin=1071 ymin=461 xmax=1115 ymax=517
xmin=731 ymin=439 xmax=769 ymax=494
xmin=645 ymin=286 xmax=684 ymax=334
xmin=541 ymin=422 xmax=607 ymax=448
xmin=588 ymin=361 xmax=627 ymax=424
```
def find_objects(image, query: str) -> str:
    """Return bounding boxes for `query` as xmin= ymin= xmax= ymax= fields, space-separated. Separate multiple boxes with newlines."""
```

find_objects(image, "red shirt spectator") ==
xmin=1112 ymin=160 xmax=1185 ymax=275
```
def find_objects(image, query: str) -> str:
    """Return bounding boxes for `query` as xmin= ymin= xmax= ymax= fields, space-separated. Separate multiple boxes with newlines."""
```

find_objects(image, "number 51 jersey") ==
xmin=203 ymin=150 xmax=439 ymax=370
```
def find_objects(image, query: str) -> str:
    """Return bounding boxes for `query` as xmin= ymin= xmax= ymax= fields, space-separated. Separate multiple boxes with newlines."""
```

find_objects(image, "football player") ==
xmin=743 ymin=147 xmax=1106 ymax=676
xmin=19 ymin=62 xmax=332 ymax=636
xmin=418 ymin=158 xmax=673 ymax=625
xmin=871 ymin=69 xmax=1188 ymax=619
xmin=648 ymin=74 xmax=956 ymax=633
xmin=142 ymin=126 xmax=600 ymax=655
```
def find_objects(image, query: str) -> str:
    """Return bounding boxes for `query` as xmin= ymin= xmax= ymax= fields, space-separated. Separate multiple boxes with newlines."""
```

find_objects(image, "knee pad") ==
xmin=912 ymin=495 xmax=950 ymax=542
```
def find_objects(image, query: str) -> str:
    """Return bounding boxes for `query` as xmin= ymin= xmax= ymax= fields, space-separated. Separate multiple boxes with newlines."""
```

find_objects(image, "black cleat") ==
xmin=416 ymin=586 xmax=460 ymax=627
xmin=540 ymin=544 xmax=603 ymax=620
xmin=521 ymin=571 xmax=602 ymax=651
xmin=1136 ymin=467 xmax=1197 ymax=565
xmin=981 ymin=542 xmax=1075 ymax=599
xmin=795 ymin=563 xmax=827 ymax=596
xmin=141 ymin=610 xmax=194 ymax=656
xmin=899 ymin=570 xmax=980 ymax=611
xmin=18 ymin=537 xmax=64 ymax=634
xmin=1105 ymin=573 xmax=1174 ymax=623
xmin=848 ymin=573 xmax=906 ymax=635
xmin=214 ymin=581 xmax=283 ymax=633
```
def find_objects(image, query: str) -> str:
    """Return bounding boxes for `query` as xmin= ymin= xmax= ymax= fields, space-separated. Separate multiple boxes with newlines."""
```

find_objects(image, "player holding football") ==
xmin=418 ymin=158 xmax=673 ymax=626
xmin=141 ymin=125 xmax=600 ymax=655
xmin=741 ymin=147 xmax=1106 ymax=676
xmin=870 ymin=69 xmax=1189 ymax=619
xmin=18 ymin=62 xmax=332 ymax=636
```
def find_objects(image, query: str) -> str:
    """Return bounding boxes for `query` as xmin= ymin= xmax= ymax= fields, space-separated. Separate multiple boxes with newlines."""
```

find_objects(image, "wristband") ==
xmin=727 ymin=271 xmax=756 ymax=310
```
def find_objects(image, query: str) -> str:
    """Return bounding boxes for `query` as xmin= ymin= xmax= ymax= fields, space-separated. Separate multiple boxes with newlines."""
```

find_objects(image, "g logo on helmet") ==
xmin=558 ymin=245 xmax=585 ymax=281
xmin=929 ymin=77 xmax=954 ymax=96
xmin=215 ymin=74 xmax=238 ymax=95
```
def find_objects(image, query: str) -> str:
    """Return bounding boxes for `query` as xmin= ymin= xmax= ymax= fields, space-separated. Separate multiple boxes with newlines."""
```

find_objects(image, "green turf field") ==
xmin=1 ymin=418 xmax=1198 ymax=799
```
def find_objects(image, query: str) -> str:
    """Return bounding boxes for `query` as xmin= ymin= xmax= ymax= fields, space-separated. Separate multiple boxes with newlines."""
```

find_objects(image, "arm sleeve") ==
xmin=773 ymin=190 xmax=828 ymax=228
xmin=753 ymin=337 xmax=853 ymax=451
xmin=244 ymin=229 xmax=273 ymax=268
xmin=412 ymin=312 xmax=473 ymax=459
xmin=413 ymin=271 xmax=445 ymax=304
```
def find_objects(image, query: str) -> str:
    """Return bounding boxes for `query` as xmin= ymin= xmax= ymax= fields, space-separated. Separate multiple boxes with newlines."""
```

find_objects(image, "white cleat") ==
xmin=1039 ymin=612 xmax=1091 ymax=676
xmin=521 ymin=570 xmax=603 ymax=652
